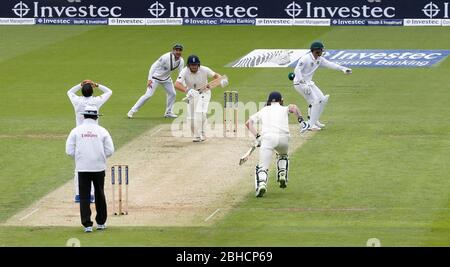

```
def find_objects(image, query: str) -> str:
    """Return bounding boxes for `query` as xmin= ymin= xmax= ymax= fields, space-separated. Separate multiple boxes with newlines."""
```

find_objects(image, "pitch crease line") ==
xmin=19 ymin=208 xmax=39 ymax=221
xmin=150 ymin=127 xmax=162 ymax=137
xmin=204 ymin=208 xmax=221 ymax=222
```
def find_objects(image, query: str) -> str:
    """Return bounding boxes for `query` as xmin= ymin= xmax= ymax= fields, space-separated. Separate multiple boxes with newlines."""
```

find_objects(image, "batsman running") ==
xmin=127 ymin=44 xmax=184 ymax=119
xmin=245 ymin=91 xmax=307 ymax=197
xmin=175 ymin=55 xmax=227 ymax=142
xmin=290 ymin=41 xmax=352 ymax=132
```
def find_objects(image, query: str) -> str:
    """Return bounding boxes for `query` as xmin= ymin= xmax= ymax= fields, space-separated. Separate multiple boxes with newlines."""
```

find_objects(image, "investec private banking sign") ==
xmin=11 ymin=1 xmax=122 ymax=18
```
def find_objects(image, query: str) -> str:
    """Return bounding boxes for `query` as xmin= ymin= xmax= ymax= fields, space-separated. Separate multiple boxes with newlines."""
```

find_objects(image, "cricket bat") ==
xmin=239 ymin=144 xmax=257 ymax=166
xmin=182 ymin=75 xmax=228 ymax=102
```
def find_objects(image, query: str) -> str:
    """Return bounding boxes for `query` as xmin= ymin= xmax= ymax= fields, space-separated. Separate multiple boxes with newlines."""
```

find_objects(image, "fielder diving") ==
xmin=245 ymin=91 xmax=308 ymax=197
xmin=289 ymin=41 xmax=352 ymax=132
xmin=127 ymin=44 xmax=184 ymax=119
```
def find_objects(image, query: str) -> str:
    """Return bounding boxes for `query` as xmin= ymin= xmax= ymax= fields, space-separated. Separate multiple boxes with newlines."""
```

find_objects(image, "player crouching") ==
xmin=245 ymin=91 xmax=308 ymax=197
xmin=290 ymin=41 xmax=352 ymax=132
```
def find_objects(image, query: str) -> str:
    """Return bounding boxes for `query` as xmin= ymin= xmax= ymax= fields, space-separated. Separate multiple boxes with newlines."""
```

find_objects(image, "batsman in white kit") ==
xmin=291 ymin=41 xmax=352 ymax=132
xmin=175 ymin=55 xmax=226 ymax=142
xmin=127 ymin=44 xmax=184 ymax=118
xmin=67 ymin=80 xmax=113 ymax=203
xmin=245 ymin=92 xmax=308 ymax=197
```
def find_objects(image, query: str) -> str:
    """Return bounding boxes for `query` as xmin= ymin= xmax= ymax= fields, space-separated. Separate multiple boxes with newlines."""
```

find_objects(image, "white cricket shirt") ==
xmin=67 ymin=84 xmax=112 ymax=126
xmin=176 ymin=65 xmax=216 ymax=91
xmin=293 ymin=52 xmax=346 ymax=83
xmin=66 ymin=119 xmax=114 ymax=172
xmin=249 ymin=103 xmax=290 ymax=137
xmin=149 ymin=52 xmax=184 ymax=81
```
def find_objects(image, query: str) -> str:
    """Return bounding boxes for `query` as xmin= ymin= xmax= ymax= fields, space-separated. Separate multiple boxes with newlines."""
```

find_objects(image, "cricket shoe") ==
xmin=308 ymin=125 xmax=322 ymax=131
xmin=164 ymin=113 xmax=178 ymax=118
xmin=278 ymin=172 xmax=287 ymax=189
xmin=316 ymin=121 xmax=326 ymax=128
xmin=74 ymin=195 xmax=80 ymax=203
xmin=97 ymin=224 xmax=107 ymax=231
xmin=127 ymin=110 xmax=134 ymax=119
xmin=192 ymin=137 xmax=202 ymax=142
xmin=84 ymin=226 xmax=93 ymax=233
xmin=255 ymin=183 xmax=267 ymax=198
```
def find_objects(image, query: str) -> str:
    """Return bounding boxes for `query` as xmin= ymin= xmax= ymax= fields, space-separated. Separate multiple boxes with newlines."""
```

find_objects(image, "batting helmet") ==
xmin=266 ymin=91 xmax=283 ymax=106
xmin=310 ymin=41 xmax=324 ymax=51
xmin=187 ymin=55 xmax=200 ymax=65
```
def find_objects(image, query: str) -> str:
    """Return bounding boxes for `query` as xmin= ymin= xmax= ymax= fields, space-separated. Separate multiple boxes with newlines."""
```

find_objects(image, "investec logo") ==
xmin=284 ymin=1 xmax=396 ymax=18
xmin=422 ymin=1 xmax=449 ymax=18
xmin=12 ymin=1 xmax=122 ymax=18
xmin=147 ymin=1 xmax=258 ymax=18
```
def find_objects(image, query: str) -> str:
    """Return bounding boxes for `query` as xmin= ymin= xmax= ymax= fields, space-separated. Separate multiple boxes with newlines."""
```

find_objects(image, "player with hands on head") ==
xmin=67 ymin=79 xmax=113 ymax=203
xmin=67 ymin=79 xmax=112 ymax=127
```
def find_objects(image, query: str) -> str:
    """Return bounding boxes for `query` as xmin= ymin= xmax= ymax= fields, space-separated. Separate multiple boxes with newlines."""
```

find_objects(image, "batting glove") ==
xmin=186 ymin=88 xmax=199 ymax=98
xmin=255 ymin=133 xmax=262 ymax=147
xmin=299 ymin=120 xmax=310 ymax=134
xmin=220 ymin=78 xmax=229 ymax=88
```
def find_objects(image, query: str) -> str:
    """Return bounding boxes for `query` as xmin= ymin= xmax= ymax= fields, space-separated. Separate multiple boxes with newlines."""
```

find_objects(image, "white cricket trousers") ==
xmin=294 ymin=81 xmax=325 ymax=104
xmin=294 ymin=81 xmax=327 ymax=126
xmin=130 ymin=79 xmax=176 ymax=115
xmin=187 ymin=92 xmax=211 ymax=138
xmin=258 ymin=134 xmax=289 ymax=170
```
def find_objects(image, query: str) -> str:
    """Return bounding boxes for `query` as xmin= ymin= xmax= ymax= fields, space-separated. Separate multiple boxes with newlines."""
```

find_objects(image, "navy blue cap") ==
xmin=267 ymin=91 xmax=283 ymax=105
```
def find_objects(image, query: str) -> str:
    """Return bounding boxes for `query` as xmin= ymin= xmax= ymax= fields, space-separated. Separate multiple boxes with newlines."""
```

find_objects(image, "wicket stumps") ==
xmin=223 ymin=90 xmax=238 ymax=136
xmin=111 ymin=165 xmax=129 ymax=215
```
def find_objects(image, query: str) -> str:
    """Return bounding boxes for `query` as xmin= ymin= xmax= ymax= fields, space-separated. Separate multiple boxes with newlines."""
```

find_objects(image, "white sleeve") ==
xmin=67 ymin=84 xmax=81 ymax=106
xmin=293 ymin=58 xmax=306 ymax=82
xmin=95 ymin=84 xmax=113 ymax=108
xmin=148 ymin=56 xmax=164 ymax=80
xmin=65 ymin=129 xmax=76 ymax=158
xmin=176 ymin=67 xmax=186 ymax=84
xmin=204 ymin=66 xmax=216 ymax=78
xmin=178 ymin=58 xmax=184 ymax=75
xmin=249 ymin=110 xmax=262 ymax=124
xmin=103 ymin=129 xmax=115 ymax=158
xmin=320 ymin=57 xmax=346 ymax=71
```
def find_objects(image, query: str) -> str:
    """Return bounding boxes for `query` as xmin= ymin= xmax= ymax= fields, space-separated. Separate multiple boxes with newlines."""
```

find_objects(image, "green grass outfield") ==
xmin=0 ymin=26 xmax=449 ymax=246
